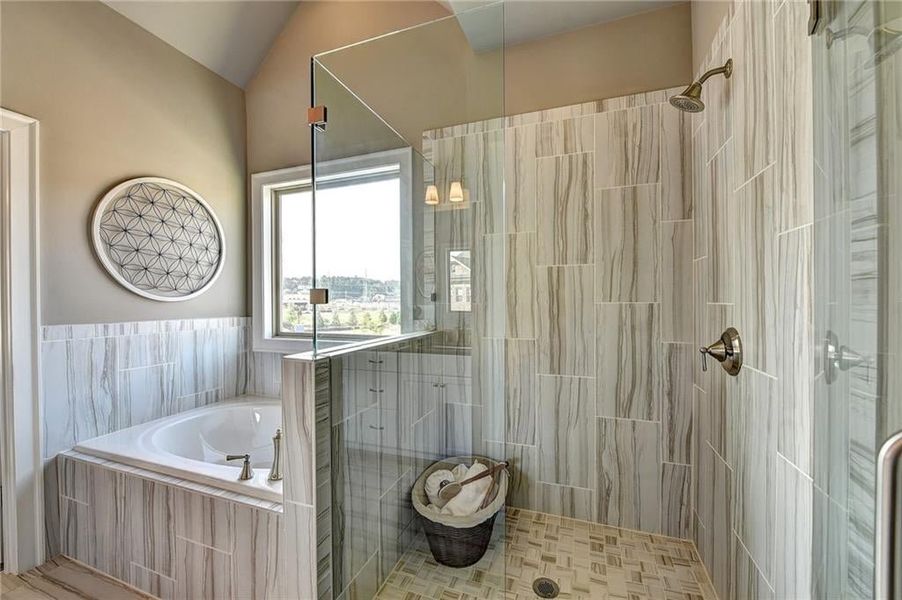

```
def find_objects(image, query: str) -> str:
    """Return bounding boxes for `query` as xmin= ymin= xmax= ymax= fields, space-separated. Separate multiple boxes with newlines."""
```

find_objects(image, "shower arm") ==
xmin=696 ymin=59 xmax=733 ymax=85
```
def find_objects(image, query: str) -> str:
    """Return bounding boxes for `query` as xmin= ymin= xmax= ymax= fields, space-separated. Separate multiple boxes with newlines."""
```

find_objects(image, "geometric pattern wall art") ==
xmin=91 ymin=177 xmax=225 ymax=301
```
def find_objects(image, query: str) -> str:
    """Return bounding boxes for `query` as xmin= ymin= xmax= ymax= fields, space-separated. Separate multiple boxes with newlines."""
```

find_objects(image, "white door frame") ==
xmin=0 ymin=108 xmax=45 ymax=572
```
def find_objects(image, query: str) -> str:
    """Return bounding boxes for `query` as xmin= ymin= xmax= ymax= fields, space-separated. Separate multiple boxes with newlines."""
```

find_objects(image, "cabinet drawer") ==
xmin=348 ymin=350 xmax=399 ymax=373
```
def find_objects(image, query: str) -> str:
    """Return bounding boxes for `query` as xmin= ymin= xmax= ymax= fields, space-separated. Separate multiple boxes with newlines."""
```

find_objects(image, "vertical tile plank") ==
xmin=594 ymin=185 xmax=660 ymax=302
xmin=596 ymin=303 xmax=660 ymax=420
xmin=537 ymin=375 xmax=595 ymax=488
xmin=596 ymin=417 xmax=661 ymax=532
xmin=536 ymin=153 xmax=594 ymax=266
xmin=595 ymin=105 xmax=661 ymax=188
xmin=536 ymin=266 xmax=595 ymax=377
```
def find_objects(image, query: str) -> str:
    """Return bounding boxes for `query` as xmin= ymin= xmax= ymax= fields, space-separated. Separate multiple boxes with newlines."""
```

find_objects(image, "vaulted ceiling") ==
xmin=105 ymin=0 xmax=679 ymax=88
xmin=103 ymin=1 xmax=299 ymax=88
xmin=444 ymin=0 xmax=679 ymax=49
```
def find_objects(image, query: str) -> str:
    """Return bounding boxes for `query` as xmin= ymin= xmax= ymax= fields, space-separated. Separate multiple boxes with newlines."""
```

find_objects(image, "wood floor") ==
xmin=0 ymin=556 xmax=151 ymax=600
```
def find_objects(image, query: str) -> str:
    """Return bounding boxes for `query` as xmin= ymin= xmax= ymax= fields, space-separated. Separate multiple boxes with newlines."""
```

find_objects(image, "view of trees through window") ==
xmin=280 ymin=275 xmax=400 ymax=335
xmin=278 ymin=173 xmax=402 ymax=337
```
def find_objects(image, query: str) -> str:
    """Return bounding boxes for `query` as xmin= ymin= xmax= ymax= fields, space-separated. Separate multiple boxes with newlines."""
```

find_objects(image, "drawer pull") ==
xmin=368 ymin=359 xmax=384 ymax=365
xmin=369 ymin=425 xmax=385 ymax=431
xmin=369 ymin=388 xmax=384 ymax=393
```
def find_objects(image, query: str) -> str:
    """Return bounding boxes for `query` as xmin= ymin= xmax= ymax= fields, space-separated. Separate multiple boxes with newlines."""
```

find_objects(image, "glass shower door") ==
xmin=310 ymin=5 xmax=505 ymax=598
xmin=812 ymin=0 xmax=902 ymax=596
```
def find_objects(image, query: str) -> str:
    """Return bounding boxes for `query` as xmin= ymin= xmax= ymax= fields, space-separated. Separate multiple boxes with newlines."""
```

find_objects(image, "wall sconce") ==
xmin=449 ymin=181 xmax=464 ymax=203
xmin=424 ymin=185 xmax=439 ymax=206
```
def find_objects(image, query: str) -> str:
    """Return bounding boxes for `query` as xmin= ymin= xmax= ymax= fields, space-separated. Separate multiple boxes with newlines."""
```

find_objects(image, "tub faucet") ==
xmin=226 ymin=454 xmax=254 ymax=481
xmin=268 ymin=428 xmax=283 ymax=482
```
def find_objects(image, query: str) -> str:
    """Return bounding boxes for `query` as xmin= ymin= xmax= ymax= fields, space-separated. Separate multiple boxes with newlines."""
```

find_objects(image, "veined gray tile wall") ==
xmin=57 ymin=452 xmax=281 ymax=599
xmin=42 ymin=317 xmax=284 ymax=458
xmin=41 ymin=316 xmax=284 ymax=556
xmin=344 ymin=340 xmax=456 ymax=599
xmin=423 ymin=86 xmax=696 ymax=538
xmin=283 ymin=336 xmax=453 ymax=600
xmin=281 ymin=357 xmax=324 ymax=600
xmin=691 ymin=1 xmax=819 ymax=598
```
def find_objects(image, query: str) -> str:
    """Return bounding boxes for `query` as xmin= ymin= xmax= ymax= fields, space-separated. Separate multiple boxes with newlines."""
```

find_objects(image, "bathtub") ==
xmin=74 ymin=396 xmax=283 ymax=502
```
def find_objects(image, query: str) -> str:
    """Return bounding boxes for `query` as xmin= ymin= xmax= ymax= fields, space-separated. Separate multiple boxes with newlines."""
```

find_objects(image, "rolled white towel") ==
xmin=440 ymin=461 xmax=490 ymax=517
xmin=425 ymin=469 xmax=455 ymax=506
xmin=451 ymin=463 xmax=468 ymax=480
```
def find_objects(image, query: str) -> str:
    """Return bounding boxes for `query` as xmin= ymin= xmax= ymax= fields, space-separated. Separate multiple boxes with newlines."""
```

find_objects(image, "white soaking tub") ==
xmin=74 ymin=396 xmax=283 ymax=502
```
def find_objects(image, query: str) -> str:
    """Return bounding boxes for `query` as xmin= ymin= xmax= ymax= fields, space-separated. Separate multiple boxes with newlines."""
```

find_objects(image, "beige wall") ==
xmin=246 ymin=1 xmax=450 ymax=173
xmin=504 ymin=3 xmax=692 ymax=116
xmin=248 ymin=2 xmax=693 ymax=174
xmin=690 ymin=1 xmax=732 ymax=73
xmin=0 ymin=1 xmax=247 ymax=325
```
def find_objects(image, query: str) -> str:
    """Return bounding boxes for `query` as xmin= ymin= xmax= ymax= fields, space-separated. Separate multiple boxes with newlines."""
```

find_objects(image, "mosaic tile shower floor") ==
xmin=375 ymin=508 xmax=717 ymax=600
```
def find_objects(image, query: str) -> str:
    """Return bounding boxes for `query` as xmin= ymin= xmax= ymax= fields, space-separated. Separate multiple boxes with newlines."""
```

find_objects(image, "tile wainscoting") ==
xmin=42 ymin=316 xmax=285 ymax=556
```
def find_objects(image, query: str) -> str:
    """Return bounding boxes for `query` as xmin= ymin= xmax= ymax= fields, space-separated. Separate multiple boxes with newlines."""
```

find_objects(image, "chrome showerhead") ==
xmin=669 ymin=58 xmax=733 ymax=113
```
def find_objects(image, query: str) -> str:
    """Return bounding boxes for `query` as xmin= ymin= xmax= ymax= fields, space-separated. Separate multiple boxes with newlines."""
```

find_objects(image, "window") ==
xmin=251 ymin=149 xmax=412 ymax=352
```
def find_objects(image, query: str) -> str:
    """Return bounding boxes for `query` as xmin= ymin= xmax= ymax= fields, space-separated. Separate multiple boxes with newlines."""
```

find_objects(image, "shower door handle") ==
xmin=876 ymin=430 xmax=902 ymax=599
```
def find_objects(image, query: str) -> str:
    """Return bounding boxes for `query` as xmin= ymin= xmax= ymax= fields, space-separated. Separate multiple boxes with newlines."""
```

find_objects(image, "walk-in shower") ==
xmin=299 ymin=1 xmax=902 ymax=598
xmin=299 ymin=3 xmax=720 ymax=599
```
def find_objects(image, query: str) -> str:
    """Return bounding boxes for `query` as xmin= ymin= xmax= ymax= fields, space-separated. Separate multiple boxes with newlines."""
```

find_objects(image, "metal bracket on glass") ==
xmin=308 ymin=105 xmax=327 ymax=132
xmin=309 ymin=288 xmax=329 ymax=305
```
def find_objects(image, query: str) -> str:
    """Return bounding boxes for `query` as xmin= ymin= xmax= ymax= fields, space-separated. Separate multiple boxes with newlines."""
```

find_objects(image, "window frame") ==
xmin=250 ymin=148 xmax=413 ymax=352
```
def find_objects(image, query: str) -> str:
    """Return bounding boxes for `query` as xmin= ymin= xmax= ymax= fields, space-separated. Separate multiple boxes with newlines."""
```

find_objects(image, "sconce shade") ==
xmin=449 ymin=181 xmax=464 ymax=203
xmin=425 ymin=185 xmax=439 ymax=205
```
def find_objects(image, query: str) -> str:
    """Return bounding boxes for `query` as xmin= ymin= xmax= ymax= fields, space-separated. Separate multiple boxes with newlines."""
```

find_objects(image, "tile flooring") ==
xmin=0 ymin=509 xmax=714 ymax=600
xmin=376 ymin=508 xmax=717 ymax=600
xmin=0 ymin=556 xmax=151 ymax=600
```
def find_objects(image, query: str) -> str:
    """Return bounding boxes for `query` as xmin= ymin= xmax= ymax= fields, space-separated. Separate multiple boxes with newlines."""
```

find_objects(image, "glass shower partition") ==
xmin=309 ymin=5 xmax=505 ymax=598
xmin=812 ymin=0 xmax=902 ymax=596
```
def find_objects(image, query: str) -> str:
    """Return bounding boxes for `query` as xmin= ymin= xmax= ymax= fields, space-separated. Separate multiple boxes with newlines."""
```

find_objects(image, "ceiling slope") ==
xmin=104 ymin=1 xmax=299 ymax=88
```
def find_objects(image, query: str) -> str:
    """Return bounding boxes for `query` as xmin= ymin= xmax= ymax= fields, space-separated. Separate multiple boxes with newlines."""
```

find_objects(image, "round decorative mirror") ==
xmin=91 ymin=177 xmax=225 ymax=302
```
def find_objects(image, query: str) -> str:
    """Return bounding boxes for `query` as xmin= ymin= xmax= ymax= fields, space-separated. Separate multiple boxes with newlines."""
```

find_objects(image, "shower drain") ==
xmin=532 ymin=577 xmax=560 ymax=598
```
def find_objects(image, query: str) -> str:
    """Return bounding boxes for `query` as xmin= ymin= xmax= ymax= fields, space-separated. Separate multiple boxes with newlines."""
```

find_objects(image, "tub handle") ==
xmin=226 ymin=454 xmax=254 ymax=481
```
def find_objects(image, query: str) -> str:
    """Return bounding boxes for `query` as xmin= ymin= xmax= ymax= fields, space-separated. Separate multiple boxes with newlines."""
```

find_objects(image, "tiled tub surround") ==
xmin=689 ymin=1 xmax=826 ymax=599
xmin=41 ymin=316 xmax=284 ymax=554
xmin=57 ymin=451 xmax=282 ymax=599
xmin=422 ymin=86 xmax=696 ymax=537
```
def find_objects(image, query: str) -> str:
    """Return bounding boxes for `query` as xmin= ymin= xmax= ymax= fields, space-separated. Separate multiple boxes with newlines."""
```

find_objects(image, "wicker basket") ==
xmin=412 ymin=456 xmax=509 ymax=568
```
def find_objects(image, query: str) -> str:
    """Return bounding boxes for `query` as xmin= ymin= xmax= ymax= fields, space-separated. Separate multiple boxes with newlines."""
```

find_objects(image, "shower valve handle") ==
xmin=699 ymin=327 xmax=743 ymax=377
